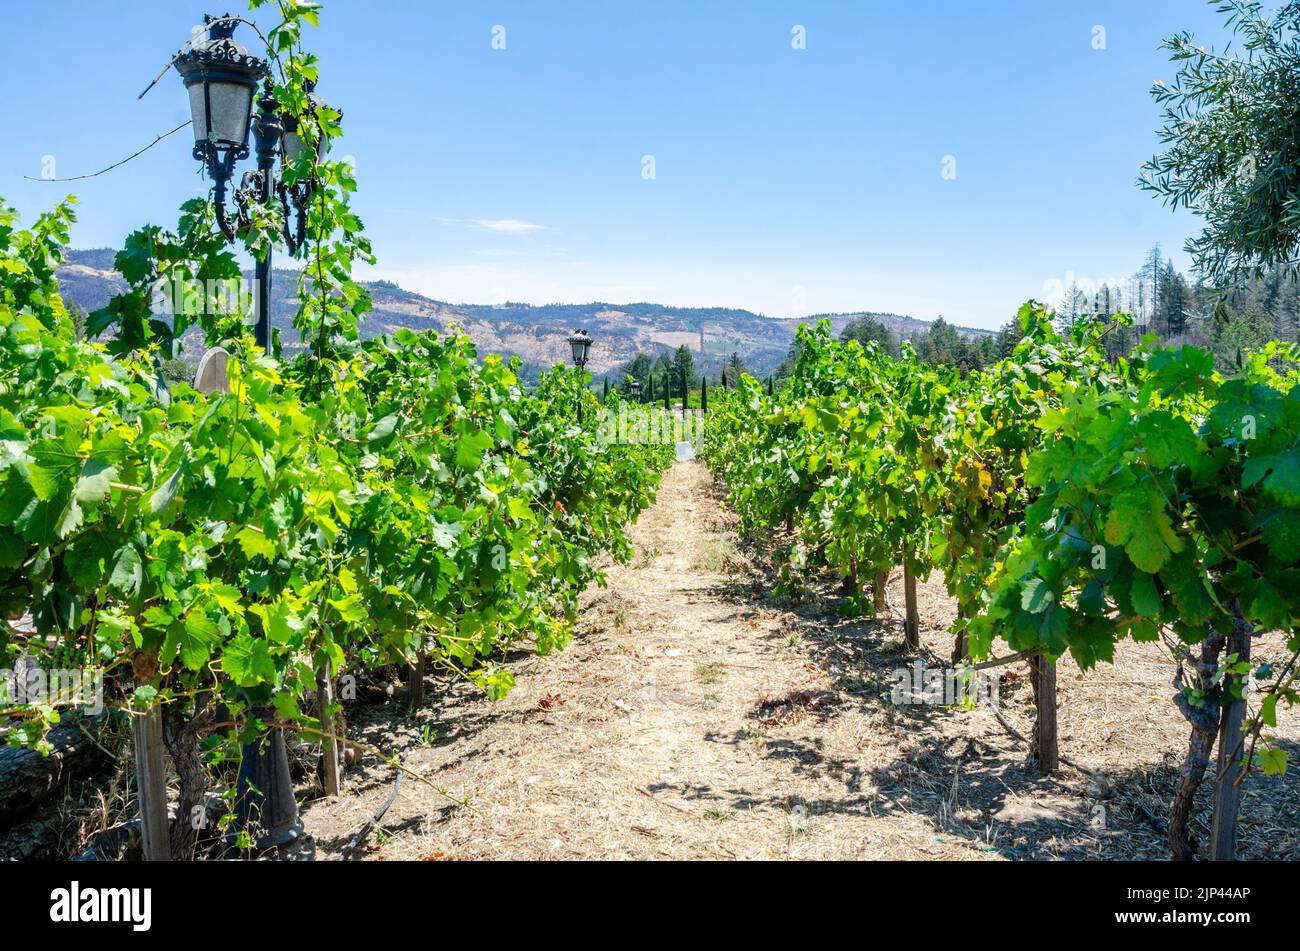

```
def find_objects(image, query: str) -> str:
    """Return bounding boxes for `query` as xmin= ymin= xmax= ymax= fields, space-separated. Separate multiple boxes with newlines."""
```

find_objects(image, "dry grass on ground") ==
xmin=299 ymin=461 xmax=1300 ymax=861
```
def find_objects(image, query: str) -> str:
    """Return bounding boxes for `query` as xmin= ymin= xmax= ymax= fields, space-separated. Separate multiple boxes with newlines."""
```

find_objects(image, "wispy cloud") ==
xmin=472 ymin=247 xmax=567 ymax=258
xmin=436 ymin=216 xmax=550 ymax=234
xmin=476 ymin=218 xmax=548 ymax=234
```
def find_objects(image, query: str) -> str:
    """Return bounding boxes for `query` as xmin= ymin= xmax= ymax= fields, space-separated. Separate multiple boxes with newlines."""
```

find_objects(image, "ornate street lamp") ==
xmin=567 ymin=328 xmax=593 ymax=368
xmin=176 ymin=15 xmax=267 ymax=186
xmin=177 ymin=16 xmax=302 ymax=851
xmin=567 ymin=329 xmax=593 ymax=424
xmin=629 ymin=378 xmax=641 ymax=401
xmin=177 ymin=14 xmax=322 ymax=355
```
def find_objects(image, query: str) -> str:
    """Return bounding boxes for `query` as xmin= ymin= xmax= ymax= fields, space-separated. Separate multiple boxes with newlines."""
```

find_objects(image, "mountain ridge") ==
xmin=55 ymin=248 xmax=994 ymax=379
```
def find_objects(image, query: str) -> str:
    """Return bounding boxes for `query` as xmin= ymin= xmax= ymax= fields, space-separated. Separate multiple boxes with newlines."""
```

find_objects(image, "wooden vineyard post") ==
xmin=132 ymin=706 xmax=170 ymax=861
xmin=316 ymin=663 xmax=341 ymax=797
xmin=952 ymin=604 xmax=970 ymax=664
xmin=407 ymin=652 xmax=426 ymax=714
xmin=873 ymin=570 xmax=888 ymax=615
xmin=1210 ymin=613 xmax=1252 ymax=861
xmin=902 ymin=554 xmax=920 ymax=649
xmin=1029 ymin=656 xmax=1059 ymax=773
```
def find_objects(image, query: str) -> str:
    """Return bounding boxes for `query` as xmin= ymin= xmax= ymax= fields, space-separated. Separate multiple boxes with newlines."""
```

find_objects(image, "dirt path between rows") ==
xmin=302 ymin=461 xmax=1299 ymax=860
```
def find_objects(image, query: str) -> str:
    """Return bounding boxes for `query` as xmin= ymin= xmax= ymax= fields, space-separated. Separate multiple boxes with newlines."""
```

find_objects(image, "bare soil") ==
xmin=302 ymin=461 xmax=1300 ymax=861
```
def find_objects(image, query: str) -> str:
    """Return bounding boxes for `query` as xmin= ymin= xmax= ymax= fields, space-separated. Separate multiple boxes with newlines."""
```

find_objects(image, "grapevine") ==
xmin=701 ymin=305 xmax=1300 ymax=859
xmin=0 ymin=0 xmax=672 ymax=857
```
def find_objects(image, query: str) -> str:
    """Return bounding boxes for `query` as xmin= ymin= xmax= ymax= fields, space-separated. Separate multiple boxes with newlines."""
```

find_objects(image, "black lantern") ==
xmin=280 ymin=79 xmax=335 ymax=165
xmin=175 ymin=15 xmax=269 ymax=180
xmin=566 ymin=329 xmax=593 ymax=424
xmin=567 ymin=328 xmax=593 ymax=368
xmin=629 ymin=378 xmax=641 ymax=400
xmin=276 ymin=80 xmax=334 ymax=255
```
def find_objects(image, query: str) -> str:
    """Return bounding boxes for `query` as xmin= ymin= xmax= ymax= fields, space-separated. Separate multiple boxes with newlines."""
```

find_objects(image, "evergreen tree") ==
xmin=1143 ymin=244 xmax=1164 ymax=328
xmin=995 ymin=321 xmax=1019 ymax=358
xmin=1057 ymin=280 xmax=1085 ymax=333
xmin=653 ymin=350 xmax=673 ymax=401
xmin=619 ymin=353 xmax=654 ymax=395
xmin=70 ymin=302 xmax=88 ymax=342
xmin=671 ymin=345 xmax=696 ymax=403
xmin=1162 ymin=261 xmax=1190 ymax=337
xmin=840 ymin=315 xmax=897 ymax=355
xmin=723 ymin=351 xmax=747 ymax=387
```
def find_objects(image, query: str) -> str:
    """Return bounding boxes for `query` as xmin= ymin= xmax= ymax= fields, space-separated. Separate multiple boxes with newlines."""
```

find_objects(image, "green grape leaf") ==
xmin=108 ymin=543 xmax=143 ymax=597
xmin=1020 ymin=577 xmax=1053 ymax=614
xmin=73 ymin=458 xmax=117 ymax=503
xmin=1259 ymin=508 xmax=1300 ymax=564
xmin=235 ymin=526 xmax=276 ymax=560
xmin=455 ymin=430 xmax=494 ymax=471
xmin=250 ymin=599 xmax=305 ymax=645
xmin=162 ymin=612 xmax=220 ymax=671
xmin=222 ymin=634 xmax=276 ymax=687
xmin=1130 ymin=570 xmax=1162 ymax=618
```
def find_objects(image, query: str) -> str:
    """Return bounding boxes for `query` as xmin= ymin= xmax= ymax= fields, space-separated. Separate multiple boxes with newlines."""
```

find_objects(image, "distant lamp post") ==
xmin=567 ymin=328 xmax=593 ymax=368
xmin=629 ymin=378 xmax=641 ymax=401
xmin=567 ymin=328 xmax=593 ymax=423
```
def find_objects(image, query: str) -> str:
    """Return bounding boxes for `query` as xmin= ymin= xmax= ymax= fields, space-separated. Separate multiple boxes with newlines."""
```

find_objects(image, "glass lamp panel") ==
xmin=190 ymin=81 xmax=255 ymax=149
xmin=187 ymin=83 xmax=210 ymax=145
xmin=281 ymin=128 xmax=307 ymax=164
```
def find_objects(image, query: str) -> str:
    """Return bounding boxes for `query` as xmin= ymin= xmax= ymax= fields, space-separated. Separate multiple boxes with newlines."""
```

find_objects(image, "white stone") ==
xmin=193 ymin=347 xmax=231 ymax=394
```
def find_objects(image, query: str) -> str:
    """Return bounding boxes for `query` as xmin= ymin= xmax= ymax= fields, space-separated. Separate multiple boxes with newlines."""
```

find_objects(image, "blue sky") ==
xmin=1 ymin=1 xmax=1233 ymax=328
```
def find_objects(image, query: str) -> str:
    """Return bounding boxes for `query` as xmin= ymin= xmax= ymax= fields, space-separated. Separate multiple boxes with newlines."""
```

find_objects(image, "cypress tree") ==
xmin=701 ymin=375 xmax=708 ymax=413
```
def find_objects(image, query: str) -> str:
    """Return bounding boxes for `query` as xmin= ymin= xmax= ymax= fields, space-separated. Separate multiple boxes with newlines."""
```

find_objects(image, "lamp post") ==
xmin=176 ymin=15 xmax=314 ymax=850
xmin=567 ymin=328 xmax=593 ymax=424
xmin=177 ymin=14 xmax=321 ymax=355
xmin=629 ymin=378 xmax=641 ymax=401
